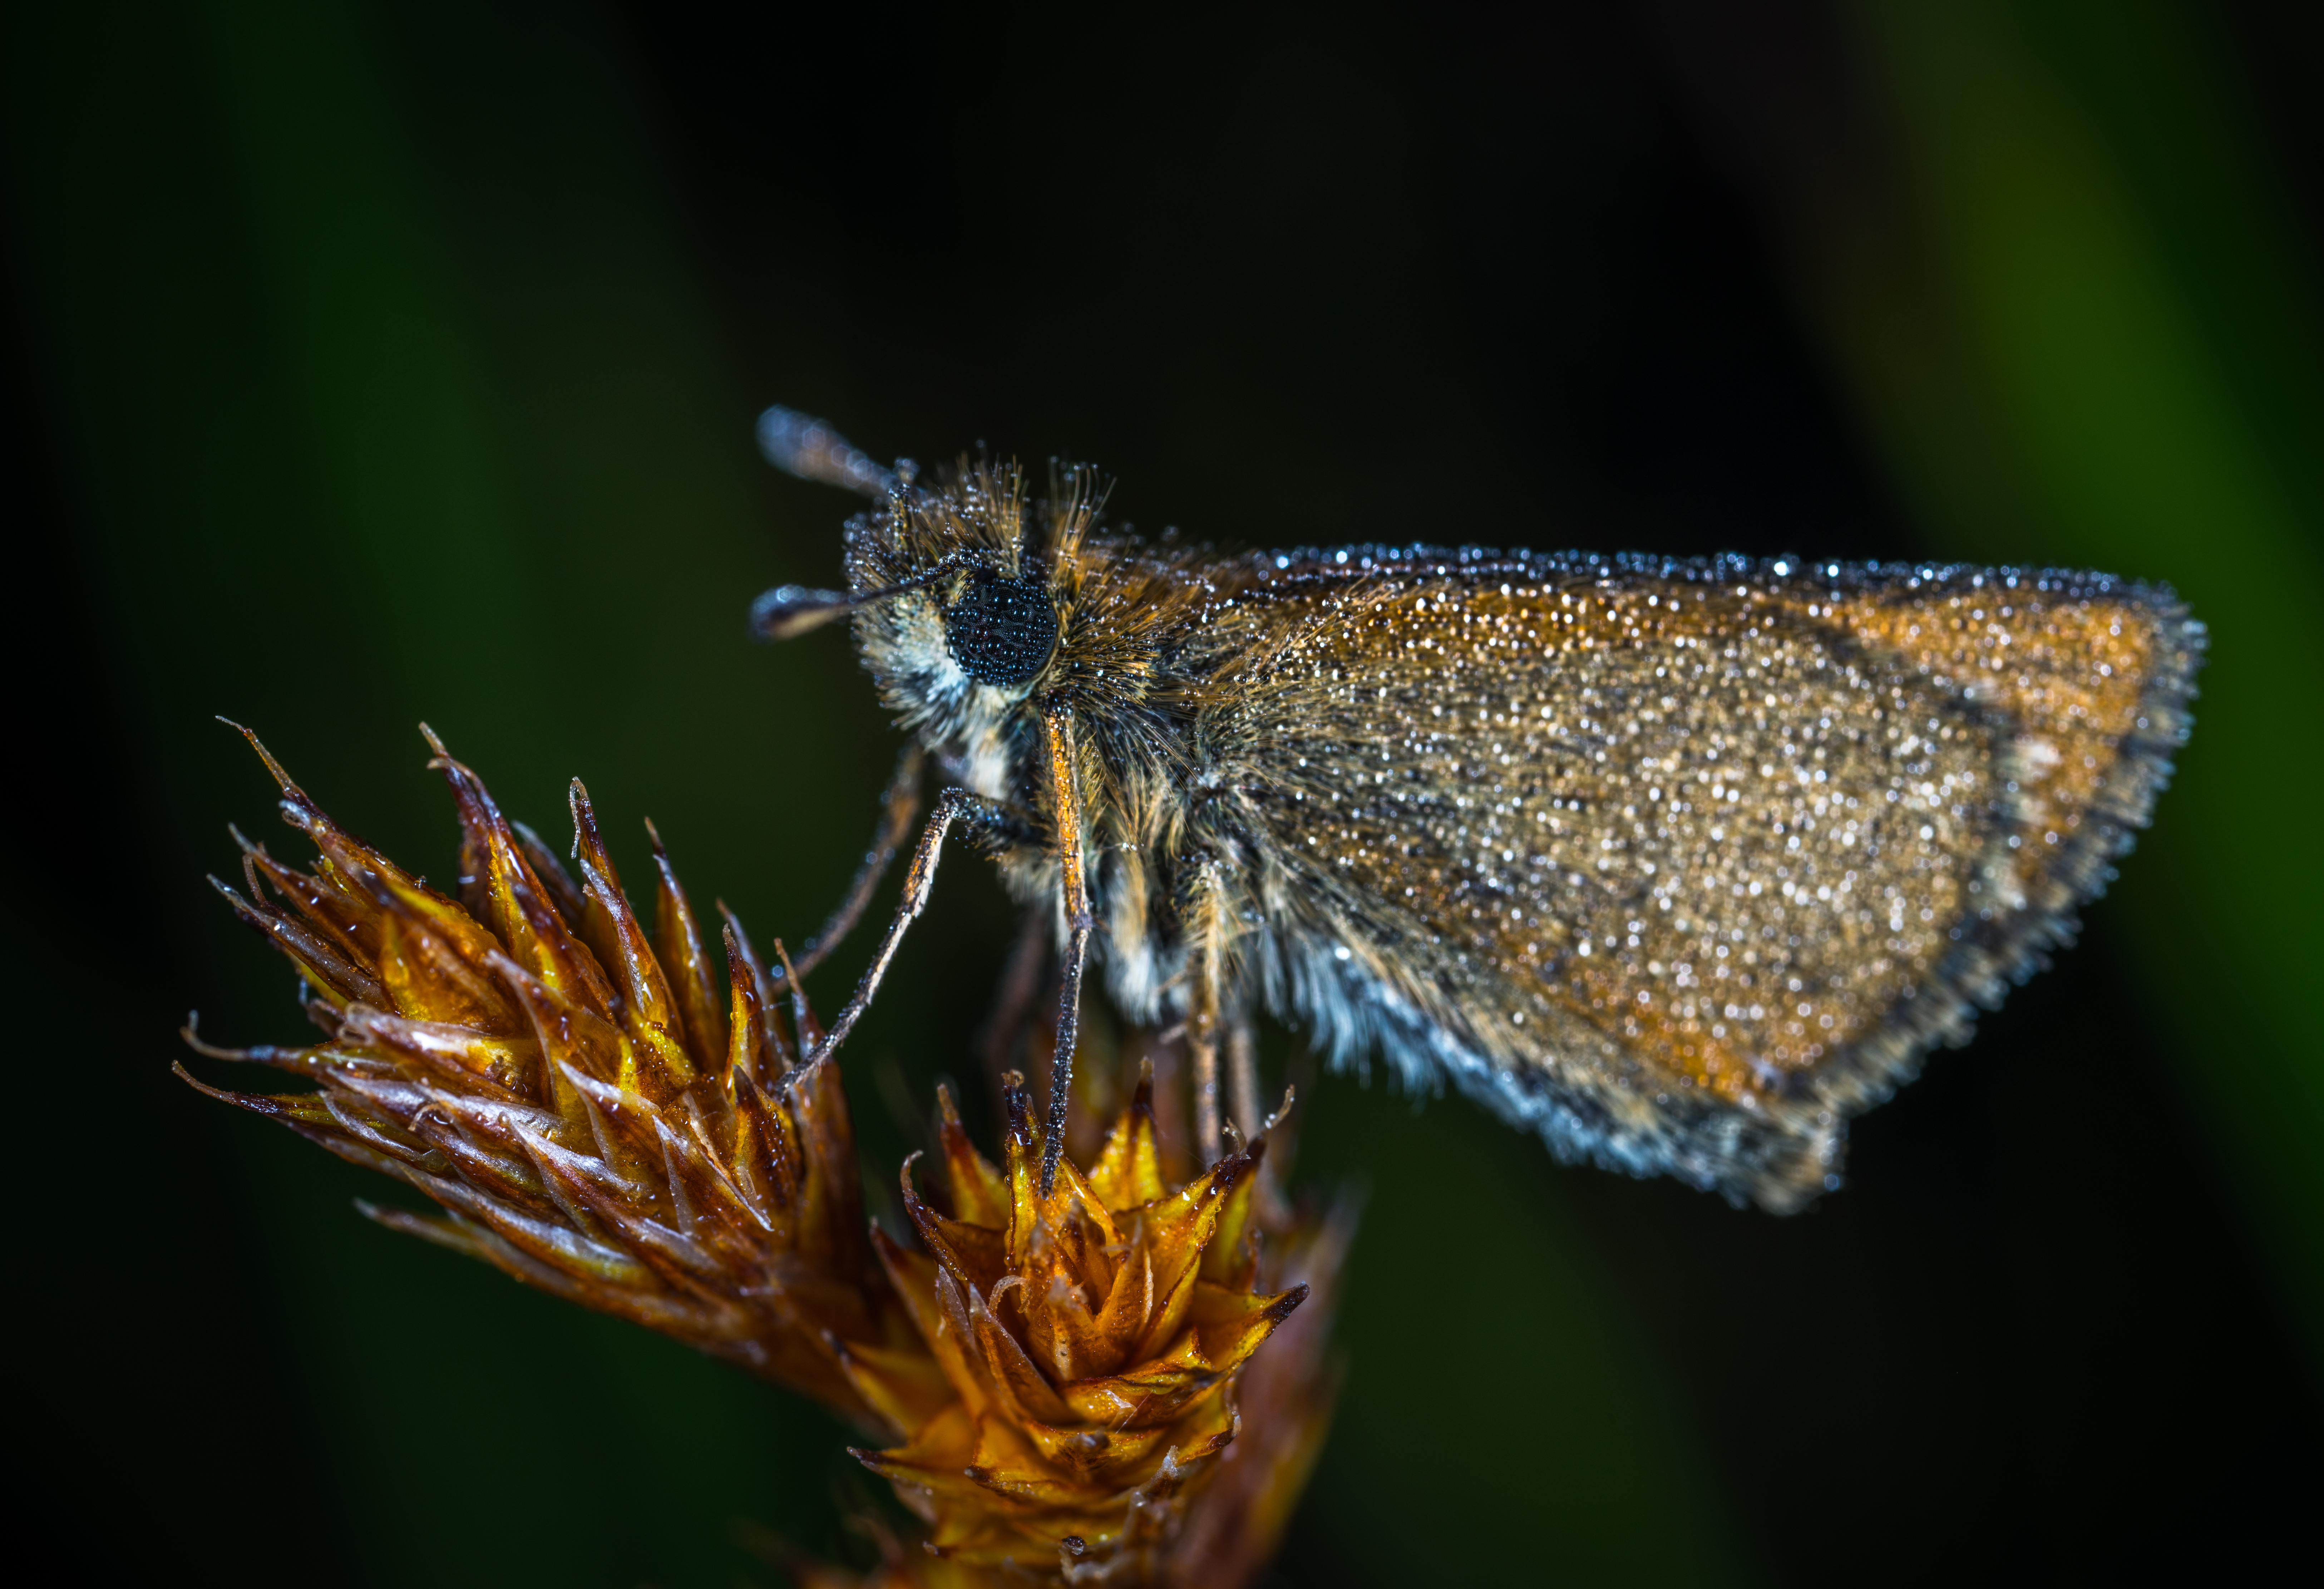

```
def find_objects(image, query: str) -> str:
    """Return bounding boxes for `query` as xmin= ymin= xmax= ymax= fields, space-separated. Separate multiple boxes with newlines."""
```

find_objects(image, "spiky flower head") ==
xmin=187 ymin=724 xmax=913 ymax=1423
xmin=832 ymin=1071 xmax=1318 ymax=1581
xmin=188 ymin=728 xmax=1348 ymax=1586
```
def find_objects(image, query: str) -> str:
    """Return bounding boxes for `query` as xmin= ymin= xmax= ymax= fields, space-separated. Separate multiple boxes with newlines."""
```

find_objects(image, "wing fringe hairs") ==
xmin=184 ymin=725 xmax=1344 ymax=1588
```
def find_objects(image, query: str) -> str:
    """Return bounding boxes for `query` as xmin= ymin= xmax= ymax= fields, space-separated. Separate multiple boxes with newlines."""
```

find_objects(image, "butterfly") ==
xmin=750 ymin=408 xmax=2202 ymax=1211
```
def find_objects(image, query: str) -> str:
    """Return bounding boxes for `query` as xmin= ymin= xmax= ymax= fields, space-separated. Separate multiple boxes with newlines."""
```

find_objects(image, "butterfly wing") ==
xmin=1209 ymin=555 xmax=2200 ymax=1209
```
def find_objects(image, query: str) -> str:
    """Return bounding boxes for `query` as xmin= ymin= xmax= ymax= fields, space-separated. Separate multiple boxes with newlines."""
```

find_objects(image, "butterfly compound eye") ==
xmin=943 ymin=568 xmax=1059 ymax=687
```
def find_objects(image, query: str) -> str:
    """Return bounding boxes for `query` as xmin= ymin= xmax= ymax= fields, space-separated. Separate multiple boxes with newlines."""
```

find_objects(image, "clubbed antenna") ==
xmin=746 ymin=566 xmax=951 ymax=642
xmin=756 ymin=404 xmax=896 ymax=499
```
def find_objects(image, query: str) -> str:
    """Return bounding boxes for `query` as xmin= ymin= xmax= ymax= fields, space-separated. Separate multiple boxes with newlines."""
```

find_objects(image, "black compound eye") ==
xmin=943 ymin=567 xmax=1059 ymax=686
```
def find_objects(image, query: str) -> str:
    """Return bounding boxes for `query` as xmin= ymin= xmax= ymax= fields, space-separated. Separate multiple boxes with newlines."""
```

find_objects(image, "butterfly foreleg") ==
xmin=1040 ymin=705 xmax=1094 ymax=1195
xmin=810 ymin=783 xmax=1032 ymax=1063
xmin=781 ymin=742 xmax=926 ymax=986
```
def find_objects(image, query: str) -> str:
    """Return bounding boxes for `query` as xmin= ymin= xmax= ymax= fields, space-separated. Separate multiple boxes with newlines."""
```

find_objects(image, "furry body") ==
xmin=833 ymin=463 xmax=2202 ymax=1211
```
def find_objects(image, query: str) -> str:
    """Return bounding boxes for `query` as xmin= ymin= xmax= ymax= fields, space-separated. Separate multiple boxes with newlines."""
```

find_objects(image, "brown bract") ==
xmin=188 ymin=727 xmax=1344 ymax=1586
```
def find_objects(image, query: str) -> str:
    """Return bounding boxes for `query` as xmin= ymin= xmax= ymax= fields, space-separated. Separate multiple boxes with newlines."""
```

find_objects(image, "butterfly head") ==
xmin=751 ymin=411 xmax=1107 ymax=773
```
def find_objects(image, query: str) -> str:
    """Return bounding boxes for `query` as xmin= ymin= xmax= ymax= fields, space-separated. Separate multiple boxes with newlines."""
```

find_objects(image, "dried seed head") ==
xmin=189 ymin=726 xmax=1347 ymax=1586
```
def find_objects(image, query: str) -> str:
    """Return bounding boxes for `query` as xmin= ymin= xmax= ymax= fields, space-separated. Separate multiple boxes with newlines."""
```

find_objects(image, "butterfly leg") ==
xmin=1040 ymin=705 xmax=1094 ymax=1196
xmin=1227 ymin=1014 xmax=1260 ymax=1145
xmin=781 ymin=743 xmax=925 ymax=985
xmin=1183 ymin=859 xmax=1230 ymax=1166
xmin=810 ymin=783 xmax=1031 ymax=1063
xmin=976 ymin=904 xmax=1051 ymax=1093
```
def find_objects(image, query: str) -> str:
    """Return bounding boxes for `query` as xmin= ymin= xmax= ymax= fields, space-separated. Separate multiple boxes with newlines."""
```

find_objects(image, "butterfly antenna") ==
xmin=757 ymin=405 xmax=898 ymax=499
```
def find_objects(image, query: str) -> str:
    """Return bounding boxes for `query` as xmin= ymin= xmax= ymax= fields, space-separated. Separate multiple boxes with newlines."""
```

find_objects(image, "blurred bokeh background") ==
xmin=5 ymin=2 xmax=2319 ymax=1582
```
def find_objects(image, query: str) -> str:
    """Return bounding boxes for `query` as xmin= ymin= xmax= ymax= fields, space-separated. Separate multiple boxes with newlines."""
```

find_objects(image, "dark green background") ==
xmin=5 ymin=2 xmax=2318 ymax=1583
